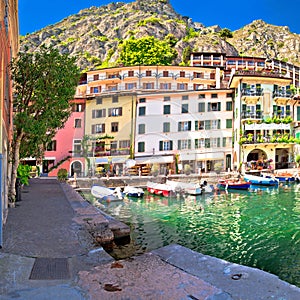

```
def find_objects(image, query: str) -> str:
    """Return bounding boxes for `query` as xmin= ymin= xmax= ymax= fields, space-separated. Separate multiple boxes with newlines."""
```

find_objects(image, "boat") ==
xmin=274 ymin=172 xmax=295 ymax=182
xmin=91 ymin=185 xmax=124 ymax=201
xmin=123 ymin=186 xmax=144 ymax=197
xmin=146 ymin=181 xmax=175 ymax=197
xmin=200 ymin=180 xmax=214 ymax=193
xmin=243 ymin=173 xmax=279 ymax=186
xmin=166 ymin=180 xmax=202 ymax=195
xmin=218 ymin=178 xmax=251 ymax=190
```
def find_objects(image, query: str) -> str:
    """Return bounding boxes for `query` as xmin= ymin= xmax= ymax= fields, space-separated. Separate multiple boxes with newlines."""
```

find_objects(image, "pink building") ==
xmin=44 ymin=98 xmax=86 ymax=177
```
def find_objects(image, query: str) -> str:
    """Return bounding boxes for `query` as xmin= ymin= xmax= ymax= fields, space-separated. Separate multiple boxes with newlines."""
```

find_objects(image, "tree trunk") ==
xmin=9 ymin=133 xmax=23 ymax=203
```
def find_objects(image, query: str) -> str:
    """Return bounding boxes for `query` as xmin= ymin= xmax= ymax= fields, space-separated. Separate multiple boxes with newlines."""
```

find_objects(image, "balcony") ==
xmin=241 ymin=111 xmax=262 ymax=120
xmin=239 ymin=133 xmax=298 ymax=145
xmin=241 ymin=88 xmax=263 ymax=104
xmin=273 ymin=90 xmax=292 ymax=104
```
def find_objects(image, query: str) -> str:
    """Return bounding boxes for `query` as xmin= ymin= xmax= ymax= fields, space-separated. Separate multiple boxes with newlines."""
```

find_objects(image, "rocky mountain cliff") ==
xmin=20 ymin=0 xmax=300 ymax=71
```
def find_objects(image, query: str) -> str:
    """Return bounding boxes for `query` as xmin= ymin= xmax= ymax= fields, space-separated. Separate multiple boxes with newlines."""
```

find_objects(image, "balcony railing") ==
xmin=273 ymin=91 xmax=292 ymax=98
xmin=241 ymin=111 xmax=262 ymax=119
xmin=241 ymin=88 xmax=263 ymax=97
xmin=239 ymin=133 xmax=298 ymax=145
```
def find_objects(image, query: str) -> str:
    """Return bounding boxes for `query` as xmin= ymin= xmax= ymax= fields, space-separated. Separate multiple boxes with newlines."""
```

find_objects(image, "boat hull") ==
xmin=243 ymin=174 xmax=278 ymax=186
xmin=218 ymin=180 xmax=251 ymax=190
xmin=147 ymin=181 xmax=174 ymax=197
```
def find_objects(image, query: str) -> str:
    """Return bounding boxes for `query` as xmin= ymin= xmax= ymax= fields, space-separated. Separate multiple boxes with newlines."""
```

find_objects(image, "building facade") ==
xmin=0 ymin=0 xmax=19 ymax=246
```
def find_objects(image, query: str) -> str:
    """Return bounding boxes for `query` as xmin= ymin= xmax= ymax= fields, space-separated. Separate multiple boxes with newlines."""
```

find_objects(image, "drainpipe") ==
xmin=0 ymin=154 xmax=3 ymax=248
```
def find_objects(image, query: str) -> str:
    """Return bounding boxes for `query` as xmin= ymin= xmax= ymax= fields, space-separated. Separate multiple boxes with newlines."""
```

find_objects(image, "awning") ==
xmin=180 ymin=152 xmax=224 ymax=161
xmin=111 ymin=157 xmax=127 ymax=164
xmin=135 ymin=156 xmax=174 ymax=164
xmin=95 ymin=157 xmax=109 ymax=164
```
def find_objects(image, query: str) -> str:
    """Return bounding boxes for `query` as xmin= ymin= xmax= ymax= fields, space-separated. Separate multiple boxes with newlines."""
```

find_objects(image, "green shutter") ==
xmin=242 ymin=104 xmax=247 ymax=112
xmin=170 ymin=141 xmax=173 ymax=150
xmin=195 ymin=139 xmax=198 ymax=148
xmin=217 ymin=138 xmax=220 ymax=147
xmin=218 ymin=119 xmax=221 ymax=129
xmin=188 ymin=140 xmax=191 ymax=149
xmin=178 ymin=140 xmax=181 ymax=150
xmin=208 ymin=102 xmax=211 ymax=111
xmin=297 ymin=106 xmax=300 ymax=121
xmin=195 ymin=121 xmax=198 ymax=131
xmin=159 ymin=141 xmax=163 ymax=151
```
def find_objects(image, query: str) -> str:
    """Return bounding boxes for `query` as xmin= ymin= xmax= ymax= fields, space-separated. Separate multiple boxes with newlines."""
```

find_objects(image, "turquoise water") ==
xmin=87 ymin=184 xmax=300 ymax=287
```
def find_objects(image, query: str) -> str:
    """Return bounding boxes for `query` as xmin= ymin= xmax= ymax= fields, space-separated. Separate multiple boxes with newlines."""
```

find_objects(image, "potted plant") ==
xmin=184 ymin=164 xmax=191 ymax=175
xmin=57 ymin=168 xmax=68 ymax=181
xmin=151 ymin=163 xmax=159 ymax=176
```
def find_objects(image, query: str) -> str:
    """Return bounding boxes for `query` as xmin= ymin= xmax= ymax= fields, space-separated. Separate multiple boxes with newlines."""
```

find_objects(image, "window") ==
xmin=111 ymin=122 xmax=118 ymax=132
xmin=126 ymin=83 xmax=136 ymax=90
xmin=182 ymin=95 xmax=189 ymax=100
xmin=163 ymin=122 xmax=170 ymax=133
xmin=198 ymin=103 xmax=205 ymax=112
xmin=138 ymin=142 xmax=145 ymax=152
xmin=198 ymin=94 xmax=205 ymax=99
xmin=179 ymin=71 xmax=185 ymax=77
xmin=182 ymin=104 xmax=189 ymax=113
xmin=112 ymin=95 xmax=118 ymax=103
xmin=211 ymin=138 xmax=220 ymax=148
xmin=159 ymin=140 xmax=173 ymax=151
xmin=92 ymin=109 xmax=106 ymax=118
xmin=119 ymin=140 xmax=130 ymax=149
xmin=74 ymin=119 xmax=82 ymax=128
xmin=205 ymin=120 xmax=211 ymax=130
xmin=195 ymin=120 xmax=204 ymax=130
xmin=139 ymin=98 xmax=146 ymax=103
xmin=226 ymin=93 xmax=233 ymax=98
xmin=164 ymin=96 xmax=170 ymax=101
xmin=128 ymin=70 xmax=134 ymax=77
xmin=108 ymin=107 xmax=122 ymax=117
xmin=92 ymin=124 xmax=105 ymax=134
xmin=177 ymin=83 xmax=187 ymax=90
xmin=178 ymin=121 xmax=191 ymax=131
xmin=163 ymin=105 xmax=171 ymax=114
xmin=163 ymin=71 xmax=169 ymax=77
xmin=146 ymin=70 xmax=152 ymax=76
xmin=160 ymin=83 xmax=171 ymax=89
xmin=47 ymin=140 xmax=57 ymax=151
xmin=90 ymin=86 xmax=99 ymax=93
xmin=73 ymin=103 xmax=84 ymax=112
xmin=73 ymin=139 xmax=82 ymax=157
xmin=178 ymin=139 xmax=191 ymax=150
xmin=205 ymin=138 xmax=211 ymax=148
xmin=110 ymin=141 xmax=117 ymax=151
xmin=195 ymin=138 xmax=205 ymax=149
xmin=143 ymin=82 xmax=154 ymax=89
xmin=138 ymin=124 xmax=145 ymax=134
xmin=208 ymin=102 xmax=221 ymax=111
xmin=96 ymin=97 xmax=102 ymax=105
xmin=226 ymin=119 xmax=232 ymax=128
xmin=211 ymin=93 xmax=218 ymax=98
xmin=211 ymin=119 xmax=221 ymax=129
xmin=226 ymin=101 xmax=232 ymax=111
xmin=93 ymin=74 xmax=99 ymax=80
xmin=139 ymin=107 xmax=146 ymax=116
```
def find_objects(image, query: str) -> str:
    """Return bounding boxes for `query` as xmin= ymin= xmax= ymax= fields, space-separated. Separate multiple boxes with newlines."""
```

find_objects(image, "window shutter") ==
xmin=242 ymin=104 xmax=247 ymax=112
xmin=297 ymin=106 xmax=300 ymax=121
xmin=170 ymin=141 xmax=173 ymax=150
xmin=208 ymin=102 xmax=211 ymax=111
xmin=217 ymin=138 xmax=220 ymax=147
xmin=159 ymin=141 xmax=163 ymax=151
xmin=218 ymin=119 xmax=221 ymax=129
xmin=188 ymin=121 xmax=191 ymax=130
xmin=178 ymin=140 xmax=181 ymax=150
xmin=188 ymin=140 xmax=191 ymax=149
xmin=195 ymin=139 xmax=198 ymax=148
xmin=195 ymin=121 xmax=198 ymax=131
xmin=217 ymin=102 xmax=221 ymax=111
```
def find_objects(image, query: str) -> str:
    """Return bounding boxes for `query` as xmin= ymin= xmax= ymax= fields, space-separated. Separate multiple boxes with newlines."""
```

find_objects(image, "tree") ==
xmin=9 ymin=46 xmax=81 ymax=203
xmin=118 ymin=36 xmax=177 ymax=66
xmin=218 ymin=28 xmax=233 ymax=39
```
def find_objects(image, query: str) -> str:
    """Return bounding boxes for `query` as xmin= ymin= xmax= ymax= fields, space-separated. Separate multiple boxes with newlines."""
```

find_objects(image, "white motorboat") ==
xmin=91 ymin=185 xmax=123 ymax=201
xmin=123 ymin=186 xmax=144 ymax=197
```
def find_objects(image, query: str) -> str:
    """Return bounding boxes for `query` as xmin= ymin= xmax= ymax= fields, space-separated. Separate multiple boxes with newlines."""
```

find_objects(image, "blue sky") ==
xmin=19 ymin=0 xmax=300 ymax=36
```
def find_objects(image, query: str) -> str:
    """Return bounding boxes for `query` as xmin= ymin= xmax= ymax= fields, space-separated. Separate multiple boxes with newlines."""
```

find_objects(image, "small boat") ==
xmin=91 ymin=185 xmax=124 ymax=201
xmin=123 ymin=186 xmax=144 ymax=197
xmin=200 ymin=180 xmax=214 ymax=193
xmin=147 ymin=181 xmax=175 ymax=197
xmin=218 ymin=178 xmax=251 ymax=190
xmin=166 ymin=180 xmax=202 ymax=195
xmin=274 ymin=172 xmax=295 ymax=182
xmin=243 ymin=174 xmax=279 ymax=186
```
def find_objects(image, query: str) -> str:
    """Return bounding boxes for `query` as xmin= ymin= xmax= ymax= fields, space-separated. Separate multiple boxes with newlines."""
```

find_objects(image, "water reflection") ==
xmin=88 ymin=184 xmax=300 ymax=287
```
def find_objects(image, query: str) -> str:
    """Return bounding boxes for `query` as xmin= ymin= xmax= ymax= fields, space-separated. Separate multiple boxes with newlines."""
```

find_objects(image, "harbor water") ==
xmin=83 ymin=183 xmax=300 ymax=287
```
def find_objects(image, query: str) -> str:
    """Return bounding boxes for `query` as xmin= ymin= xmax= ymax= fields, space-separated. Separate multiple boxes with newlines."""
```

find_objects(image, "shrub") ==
xmin=57 ymin=168 xmax=68 ymax=181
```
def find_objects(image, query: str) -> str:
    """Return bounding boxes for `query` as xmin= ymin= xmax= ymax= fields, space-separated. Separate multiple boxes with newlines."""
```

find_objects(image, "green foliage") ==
xmin=218 ymin=28 xmax=233 ymax=39
xmin=138 ymin=17 xmax=161 ymax=27
xmin=118 ymin=36 xmax=177 ymax=66
xmin=10 ymin=45 xmax=81 ymax=160
xmin=17 ymin=165 xmax=31 ymax=185
xmin=57 ymin=168 xmax=68 ymax=181
xmin=183 ymin=27 xmax=199 ymax=41
xmin=181 ymin=45 xmax=191 ymax=66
